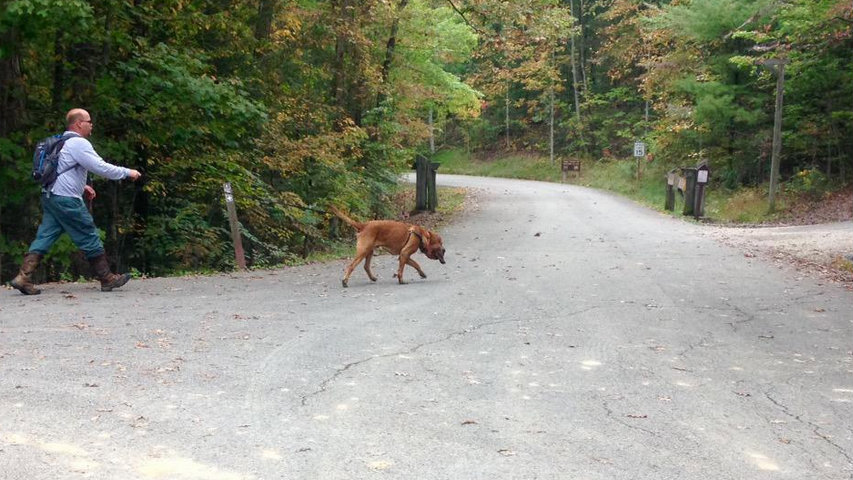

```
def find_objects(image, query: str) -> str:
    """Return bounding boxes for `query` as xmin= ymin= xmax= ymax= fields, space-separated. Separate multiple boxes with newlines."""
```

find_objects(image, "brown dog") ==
xmin=330 ymin=207 xmax=446 ymax=287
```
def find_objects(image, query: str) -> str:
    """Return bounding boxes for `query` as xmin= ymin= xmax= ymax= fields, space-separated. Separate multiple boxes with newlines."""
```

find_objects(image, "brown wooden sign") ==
xmin=561 ymin=159 xmax=581 ymax=172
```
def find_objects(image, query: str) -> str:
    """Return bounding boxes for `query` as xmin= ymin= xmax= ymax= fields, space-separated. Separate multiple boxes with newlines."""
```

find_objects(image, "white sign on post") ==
xmin=633 ymin=141 xmax=646 ymax=157
xmin=223 ymin=182 xmax=234 ymax=203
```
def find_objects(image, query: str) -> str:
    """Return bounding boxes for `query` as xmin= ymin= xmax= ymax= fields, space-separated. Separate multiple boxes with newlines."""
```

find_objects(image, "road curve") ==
xmin=1 ymin=174 xmax=851 ymax=479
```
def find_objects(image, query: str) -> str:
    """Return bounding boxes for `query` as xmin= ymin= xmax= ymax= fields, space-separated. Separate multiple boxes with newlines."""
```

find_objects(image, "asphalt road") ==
xmin=1 ymin=174 xmax=851 ymax=480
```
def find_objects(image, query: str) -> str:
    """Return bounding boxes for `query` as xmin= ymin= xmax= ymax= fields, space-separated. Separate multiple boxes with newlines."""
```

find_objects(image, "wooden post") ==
xmin=428 ymin=162 xmax=439 ymax=211
xmin=223 ymin=182 xmax=247 ymax=271
xmin=681 ymin=167 xmax=697 ymax=216
xmin=415 ymin=156 xmax=428 ymax=211
xmin=665 ymin=170 xmax=676 ymax=211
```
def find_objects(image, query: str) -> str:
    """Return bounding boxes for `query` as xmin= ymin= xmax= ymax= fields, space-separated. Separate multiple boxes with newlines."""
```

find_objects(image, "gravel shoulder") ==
xmin=706 ymin=221 xmax=853 ymax=287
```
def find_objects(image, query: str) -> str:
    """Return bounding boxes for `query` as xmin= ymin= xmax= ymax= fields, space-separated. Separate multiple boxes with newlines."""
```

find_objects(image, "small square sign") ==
xmin=634 ymin=141 xmax=646 ymax=157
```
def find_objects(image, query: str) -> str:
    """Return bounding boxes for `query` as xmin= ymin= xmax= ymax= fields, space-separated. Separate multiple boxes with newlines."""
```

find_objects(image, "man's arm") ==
xmin=68 ymin=138 xmax=138 ymax=181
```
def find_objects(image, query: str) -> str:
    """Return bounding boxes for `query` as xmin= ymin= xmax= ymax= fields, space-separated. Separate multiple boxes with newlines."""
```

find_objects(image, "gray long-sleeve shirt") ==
xmin=49 ymin=131 xmax=132 ymax=198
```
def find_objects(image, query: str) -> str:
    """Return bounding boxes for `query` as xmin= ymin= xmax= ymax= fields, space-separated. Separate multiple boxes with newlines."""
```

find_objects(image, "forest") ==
xmin=1 ymin=0 xmax=851 ymax=282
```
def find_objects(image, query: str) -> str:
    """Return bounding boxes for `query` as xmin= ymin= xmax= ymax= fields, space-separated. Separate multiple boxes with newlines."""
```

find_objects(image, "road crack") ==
xmin=600 ymin=397 xmax=659 ymax=438
xmin=764 ymin=391 xmax=853 ymax=465
xmin=299 ymin=317 xmax=521 ymax=406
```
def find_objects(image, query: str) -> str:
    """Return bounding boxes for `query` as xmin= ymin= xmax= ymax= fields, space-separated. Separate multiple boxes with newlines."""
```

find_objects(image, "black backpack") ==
xmin=32 ymin=132 xmax=77 ymax=187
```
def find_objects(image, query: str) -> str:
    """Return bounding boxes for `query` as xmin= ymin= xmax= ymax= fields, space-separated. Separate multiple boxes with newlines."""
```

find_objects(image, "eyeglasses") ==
xmin=80 ymin=120 xmax=93 ymax=125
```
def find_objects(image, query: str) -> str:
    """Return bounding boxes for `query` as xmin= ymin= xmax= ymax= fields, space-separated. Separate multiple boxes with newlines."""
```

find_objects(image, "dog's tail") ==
xmin=328 ymin=206 xmax=366 ymax=232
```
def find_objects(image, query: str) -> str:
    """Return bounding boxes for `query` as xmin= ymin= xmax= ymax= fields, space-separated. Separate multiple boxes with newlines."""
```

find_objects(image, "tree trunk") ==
xmin=505 ymin=83 xmax=510 ymax=150
xmin=549 ymin=49 xmax=555 ymax=165
xmin=51 ymin=32 xmax=65 ymax=111
xmin=578 ymin=0 xmax=588 ymax=92
xmin=429 ymin=106 xmax=435 ymax=154
xmin=0 ymin=29 xmax=24 ymax=137
xmin=381 ymin=0 xmax=408 ymax=86
xmin=549 ymin=85 xmax=555 ymax=165
xmin=378 ymin=0 xmax=409 ymax=108
xmin=569 ymin=0 xmax=581 ymax=121
xmin=330 ymin=0 xmax=349 ymax=108
xmin=103 ymin=4 xmax=113 ymax=66
xmin=254 ymin=0 xmax=276 ymax=41
xmin=768 ymin=62 xmax=786 ymax=212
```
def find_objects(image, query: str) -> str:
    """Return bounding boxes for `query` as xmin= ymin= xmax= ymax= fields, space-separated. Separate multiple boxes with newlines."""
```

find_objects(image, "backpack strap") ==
xmin=53 ymin=132 xmax=82 ymax=178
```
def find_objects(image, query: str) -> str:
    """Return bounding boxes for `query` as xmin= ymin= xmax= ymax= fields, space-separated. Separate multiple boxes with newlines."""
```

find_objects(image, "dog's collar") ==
xmin=407 ymin=230 xmax=428 ymax=254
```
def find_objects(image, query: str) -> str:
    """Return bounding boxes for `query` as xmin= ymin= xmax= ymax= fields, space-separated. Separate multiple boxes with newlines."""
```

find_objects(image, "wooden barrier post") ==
xmin=693 ymin=163 xmax=710 ymax=219
xmin=415 ymin=156 xmax=428 ymax=211
xmin=665 ymin=170 xmax=676 ymax=211
xmin=680 ymin=167 xmax=697 ymax=217
xmin=427 ymin=162 xmax=439 ymax=212
xmin=223 ymin=182 xmax=247 ymax=271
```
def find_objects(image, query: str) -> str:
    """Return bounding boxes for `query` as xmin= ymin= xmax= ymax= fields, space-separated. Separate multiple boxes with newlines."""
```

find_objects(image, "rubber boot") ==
xmin=88 ymin=254 xmax=131 ymax=292
xmin=10 ymin=252 xmax=43 ymax=295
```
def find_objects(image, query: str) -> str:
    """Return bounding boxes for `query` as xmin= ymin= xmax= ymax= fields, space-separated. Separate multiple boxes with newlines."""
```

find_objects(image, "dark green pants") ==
xmin=28 ymin=193 xmax=104 ymax=259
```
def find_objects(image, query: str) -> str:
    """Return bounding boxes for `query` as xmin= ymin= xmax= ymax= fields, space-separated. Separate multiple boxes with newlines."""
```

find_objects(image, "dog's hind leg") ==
xmin=363 ymin=250 xmax=378 ymax=282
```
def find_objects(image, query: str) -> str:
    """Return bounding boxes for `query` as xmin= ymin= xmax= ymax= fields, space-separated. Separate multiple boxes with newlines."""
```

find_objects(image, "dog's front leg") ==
xmin=406 ymin=257 xmax=427 ymax=279
xmin=396 ymin=253 xmax=410 ymax=284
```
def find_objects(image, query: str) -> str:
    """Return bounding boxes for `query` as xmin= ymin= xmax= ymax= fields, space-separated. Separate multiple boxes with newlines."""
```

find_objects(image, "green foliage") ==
xmin=0 ymin=0 xmax=93 ymax=39
xmin=107 ymin=43 xmax=267 ymax=154
xmin=704 ymin=186 xmax=784 ymax=224
xmin=655 ymin=0 xmax=774 ymax=43
xmin=785 ymin=168 xmax=830 ymax=198
xmin=138 ymin=200 xmax=231 ymax=275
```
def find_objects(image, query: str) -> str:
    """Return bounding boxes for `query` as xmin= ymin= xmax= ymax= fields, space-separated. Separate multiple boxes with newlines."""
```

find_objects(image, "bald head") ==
xmin=66 ymin=109 xmax=89 ymax=127
xmin=66 ymin=108 xmax=94 ymax=137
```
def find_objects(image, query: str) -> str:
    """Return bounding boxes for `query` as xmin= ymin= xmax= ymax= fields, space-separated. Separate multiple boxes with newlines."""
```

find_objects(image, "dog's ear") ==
xmin=427 ymin=230 xmax=442 ymax=246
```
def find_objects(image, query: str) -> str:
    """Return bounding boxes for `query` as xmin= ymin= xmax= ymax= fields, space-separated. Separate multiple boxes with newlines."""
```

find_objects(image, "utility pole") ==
xmin=764 ymin=58 xmax=787 ymax=212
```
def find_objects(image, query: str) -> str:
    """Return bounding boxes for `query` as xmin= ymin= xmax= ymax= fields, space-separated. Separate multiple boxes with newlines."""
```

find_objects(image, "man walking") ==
xmin=11 ymin=108 xmax=142 ymax=295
